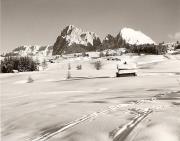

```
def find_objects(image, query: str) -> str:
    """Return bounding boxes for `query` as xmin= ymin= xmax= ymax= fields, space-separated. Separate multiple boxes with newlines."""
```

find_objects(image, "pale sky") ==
xmin=1 ymin=0 xmax=180 ymax=53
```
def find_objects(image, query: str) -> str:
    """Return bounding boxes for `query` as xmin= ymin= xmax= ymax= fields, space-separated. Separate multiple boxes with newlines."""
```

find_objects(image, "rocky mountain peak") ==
xmin=52 ymin=25 xmax=101 ymax=55
xmin=60 ymin=25 xmax=98 ymax=46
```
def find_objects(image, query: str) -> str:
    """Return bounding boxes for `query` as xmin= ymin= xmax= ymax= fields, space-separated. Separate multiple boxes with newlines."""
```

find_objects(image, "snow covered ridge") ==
xmin=120 ymin=28 xmax=156 ymax=45
xmin=12 ymin=45 xmax=53 ymax=56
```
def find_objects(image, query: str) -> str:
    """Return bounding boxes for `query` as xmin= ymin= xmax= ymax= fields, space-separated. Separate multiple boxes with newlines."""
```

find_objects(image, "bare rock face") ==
xmin=52 ymin=25 xmax=101 ymax=55
xmin=102 ymin=34 xmax=126 ymax=50
xmin=102 ymin=34 xmax=117 ymax=50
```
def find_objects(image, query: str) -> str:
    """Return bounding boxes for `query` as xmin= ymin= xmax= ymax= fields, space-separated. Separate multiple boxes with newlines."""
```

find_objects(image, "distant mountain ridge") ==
xmin=53 ymin=25 xmax=156 ymax=55
xmin=12 ymin=45 xmax=53 ymax=56
xmin=10 ymin=25 xmax=159 ymax=56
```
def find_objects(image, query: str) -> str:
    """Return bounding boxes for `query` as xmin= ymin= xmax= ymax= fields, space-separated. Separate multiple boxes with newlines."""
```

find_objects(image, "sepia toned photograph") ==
xmin=1 ymin=0 xmax=180 ymax=141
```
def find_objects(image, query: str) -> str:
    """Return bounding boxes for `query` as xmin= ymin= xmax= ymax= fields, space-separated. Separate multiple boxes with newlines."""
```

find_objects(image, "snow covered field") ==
xmin=1 ymin=54 xmax=180 ymax=141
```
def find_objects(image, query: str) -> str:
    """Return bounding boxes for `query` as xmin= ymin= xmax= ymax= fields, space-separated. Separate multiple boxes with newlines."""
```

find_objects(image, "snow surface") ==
xmin=121 ymin=28 xmax=156 ymax=45
xmin=1 ymin=54 xmax=180 ymax=141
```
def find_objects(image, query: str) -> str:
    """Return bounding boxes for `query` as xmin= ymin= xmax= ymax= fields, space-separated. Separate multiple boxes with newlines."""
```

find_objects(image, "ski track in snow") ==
xmin=29 ymin=103 xmax=155 ymax=141
xmin=26 ymin=90 xmax=177 ymax=141
xmin=110 ymin=109 xmax=152 ymax=141
xmin=30 ymin=103 xmax=130 ymax=141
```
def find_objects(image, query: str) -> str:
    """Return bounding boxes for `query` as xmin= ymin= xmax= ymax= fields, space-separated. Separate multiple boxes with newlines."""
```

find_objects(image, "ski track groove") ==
xmin=111 ymin=109 xmax=152 ymax=141
xmin=30 ymin=104 xmax=130 ymax=141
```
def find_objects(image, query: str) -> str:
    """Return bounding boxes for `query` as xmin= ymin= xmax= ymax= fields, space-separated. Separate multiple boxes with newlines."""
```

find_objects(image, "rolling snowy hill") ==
xmin=120 ymin=28 xmax=156 ymax=45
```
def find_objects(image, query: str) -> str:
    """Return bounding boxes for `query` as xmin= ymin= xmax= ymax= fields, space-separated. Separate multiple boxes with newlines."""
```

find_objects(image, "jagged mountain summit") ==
xmin=52 ymin=25 xmax=101 ymax=55
xmin=63 ymin=25 xmax=98 ymax=46
xmin=120 ymin=28 xmax=156 ymax=45
xmin=12 ymin=45 xmax=53 ymax=56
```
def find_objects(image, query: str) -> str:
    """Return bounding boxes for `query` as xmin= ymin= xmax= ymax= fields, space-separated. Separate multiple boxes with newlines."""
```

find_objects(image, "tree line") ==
xmin=1 ymin=56 xmax=39 ymax=73
xmin=125 ymin=44 xmax=167 ymax=55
